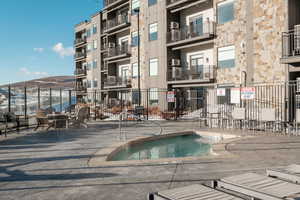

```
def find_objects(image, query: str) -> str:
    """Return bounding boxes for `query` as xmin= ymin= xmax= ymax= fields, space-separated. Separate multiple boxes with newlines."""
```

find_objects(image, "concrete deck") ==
xmin=0 ymin=121 xmax=300 ymax=200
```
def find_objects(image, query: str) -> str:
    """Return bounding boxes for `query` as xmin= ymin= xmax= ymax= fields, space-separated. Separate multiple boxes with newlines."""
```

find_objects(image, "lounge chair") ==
xmin=35 ymin=109 xmax=55 ymax=131
xmin=214 ymin=172 xmax=300 ymax=200
xmin=69 ymin=107 xmax=89 ymax=128
xmin=267 ymin=164 xmax=300 ymax=184
xmin=148 ymin=184 xmax=244 ymax=200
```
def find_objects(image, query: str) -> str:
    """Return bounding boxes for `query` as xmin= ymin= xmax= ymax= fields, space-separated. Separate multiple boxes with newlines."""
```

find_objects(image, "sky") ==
xmin=0 ymin=0 xmax=102 ymax=85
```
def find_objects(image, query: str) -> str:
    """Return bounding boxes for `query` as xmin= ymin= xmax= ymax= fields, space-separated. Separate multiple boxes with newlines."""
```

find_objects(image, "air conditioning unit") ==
xmin=170 ymin=22 xmax=179 ymax=30
xmin=107 ymin=76 xmax=116 ymax=84
xmin=172 ymin=67 xmax=182 ymax=79
xmin=171 ymin=29 xmax=180 ymax=42
xmin=108 ymin=43 xmax=115 ymax=48
xmin=170 ymin=59 xmax=180 ymax=66
xmin=297 ymin=77 xmax=300 ymax=92
xmin=294 ymin=25 xmax=300 ymax=55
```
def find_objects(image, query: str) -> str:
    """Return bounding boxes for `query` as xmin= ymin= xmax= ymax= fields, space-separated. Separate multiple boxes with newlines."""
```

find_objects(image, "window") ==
xmin=87 ymin=80 xmax=92 ymax=88
xmin=131 ymin=31 xmax=139 ymax=47
xmin=93 ymin=40 xmax=97 ymax=50
xmin=86 ymin=29 xmax=91 ymax=38
xmin=132 ymin=0 xmax=140 ymax=15
xmin=87 ymin=43 xmax=92 ymax=52
xmin=217 ymin=0 xmax=235 ymax=24
xmin=87 ymin=61 xmax=92 ymax=70
xmin=93 ymin=60 xmax=97 ymax=69
xmin=93 ymin=80 xmax=98 ymax=88
xmin=218 ymin=45 xmax=235 ymax=68
xmin=149 ymin=58 xmax=158 ymax=76
xmin=149 ymin=88 xmax=159 ymax=105
xmin=148 ymin=0 xmax=157 ymax=6
xmin=132 ymin=90 xmax=140 ymax=104
xmin=93 ymin=24 xmax=97 ymax=34
xmin=149 ymin=23 xmax=158 ymax=41
xmin=132 ymin=63 xmax=138 ymax=78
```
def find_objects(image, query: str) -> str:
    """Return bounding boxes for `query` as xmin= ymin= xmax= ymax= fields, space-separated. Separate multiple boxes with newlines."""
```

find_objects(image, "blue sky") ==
xmin=0 ymin=0 xmax=102 ymax=85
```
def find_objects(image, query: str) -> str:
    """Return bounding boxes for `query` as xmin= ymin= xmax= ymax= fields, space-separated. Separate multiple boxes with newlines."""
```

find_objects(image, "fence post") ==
xmin=8 ymin=85 xmax=11 ymax=113
xmin=94 ymin=90 xmax=97 ymax=121
xmin=38 ymin=87 xmax=40 ymax=110
xmin=24 ymin=86 xmax=27 ymax=120
xmin=68 ymin=90 xmax=72 ymax=110
xmin=146 ymin=89 xmax=149 ymax=120
xmin=60 ymin=88 xmax=63 ymax=112
xmin=49 ymin=88 xmax=52 ymax=109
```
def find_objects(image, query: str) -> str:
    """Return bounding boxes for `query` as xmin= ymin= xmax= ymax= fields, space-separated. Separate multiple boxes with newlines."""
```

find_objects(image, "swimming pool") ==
xmin=108 ymin=134 xmax=211 ymax=161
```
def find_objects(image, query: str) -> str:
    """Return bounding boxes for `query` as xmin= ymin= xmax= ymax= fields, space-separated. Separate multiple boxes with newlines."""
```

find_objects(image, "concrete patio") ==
xmin=0 ymin=121 xmax=300 ymax=200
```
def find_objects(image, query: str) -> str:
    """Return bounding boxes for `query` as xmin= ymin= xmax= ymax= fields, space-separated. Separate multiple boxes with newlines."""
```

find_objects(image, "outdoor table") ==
xmin=47 ymin=113 xmax=68 ymax=129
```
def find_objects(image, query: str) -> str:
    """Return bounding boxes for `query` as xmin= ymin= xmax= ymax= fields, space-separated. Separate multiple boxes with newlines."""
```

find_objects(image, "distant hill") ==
xmin=1 ymin=76 xmax=75 ymax=89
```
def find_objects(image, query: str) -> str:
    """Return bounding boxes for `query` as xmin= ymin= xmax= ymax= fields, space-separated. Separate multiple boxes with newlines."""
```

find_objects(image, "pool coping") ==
xmin=88 ymin=130 xmax=245 ymax=167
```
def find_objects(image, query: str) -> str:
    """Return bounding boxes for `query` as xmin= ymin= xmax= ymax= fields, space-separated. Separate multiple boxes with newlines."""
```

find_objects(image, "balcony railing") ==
xmin=282 ymin=29 xmax=300 ymax=58
xmin=167 ymin=21 xmax=215 ymax=44
xmin=107 ymin=44 xmax=130 ymax=58
xmin=104 ymin=76 xmax=131 ymax=87
xmin=75 ymin=85 xmax=87 ymax=92
xmin=74 ymin=37 xmax=86 ymax=46
xmin=74 ymin=68 xmax=86 ymax=76
xmin=168 ymin=65 xmax=216 ymax=82
xmin=105 ymin=13 xmax=130 ymax=31
xmin=74 ymin=52 xmax=86 ymax=60
xmin=166 ymin=0 xmax=186 ymax=6
xmin=104 ymin=0 xmax=120 ymax=7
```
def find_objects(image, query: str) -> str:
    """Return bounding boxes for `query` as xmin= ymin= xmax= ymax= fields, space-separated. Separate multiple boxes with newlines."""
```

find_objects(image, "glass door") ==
xmin=189 ymin=15 xmax=203 ymax=36
xmin=190 ymin=54 xmax=204 ymax=80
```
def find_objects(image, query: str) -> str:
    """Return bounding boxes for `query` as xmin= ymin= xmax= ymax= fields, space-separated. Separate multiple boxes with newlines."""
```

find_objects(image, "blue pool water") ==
xmin=109 ymin=134 xmax=211 ymax=161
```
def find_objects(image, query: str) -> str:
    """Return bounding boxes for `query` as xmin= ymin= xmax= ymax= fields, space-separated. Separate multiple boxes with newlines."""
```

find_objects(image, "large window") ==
xmin=93 ymin=59 xmax=97 ymax=69
xmin=87 ymin=43 xmax=92 ymax=52
xmin=131 ymin=31 xmax=139 ymax=47
xmin=132 ymin=63 xmax=138 ymax=78
xmin=87 ymin=61 xmax=92 ymax=70
xmin=132 ymin=0 xmax=140 ymax=14
xmin=149 ymin=58 xmax=158 ymax=76
xmin=93 ymin=80 xmax=98 ymax=88
xmin=148 ymin=0 xmax=157 ymax=6
xmin=217 ymin=0 xmax=235 ymax=24
xmin=218 ymin=45 xmax=235 ymax=68
xmin=86 ymin=29 xmax=91 ymax=38
xmin=93 ymin=24 xmax=97 ymax=34
xmin=149 ymin=88 xmax=159 ymax=105
xmin=149 ymin=23 xmax=158 ymax=41
xmin=93 ymin=40 xmax=97 ymax=50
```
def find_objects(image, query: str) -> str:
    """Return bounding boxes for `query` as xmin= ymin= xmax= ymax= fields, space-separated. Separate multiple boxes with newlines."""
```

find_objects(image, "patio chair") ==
xmin=0 ymin=112 xmax=7 ymax=136
xmin=149 ymin=184 xmax=244 ymax=200
xmin=34 ymin=109 xmax=55 ymax=131
xmin=69 ymin=106 xmax=89 ymax=128
xmin=267 ymin=164 xmax=300 ymax=184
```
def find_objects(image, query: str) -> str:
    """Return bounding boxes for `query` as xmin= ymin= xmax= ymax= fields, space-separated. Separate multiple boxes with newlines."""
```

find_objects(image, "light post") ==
xmin=134 ymin=7 xmax=141 ymax=106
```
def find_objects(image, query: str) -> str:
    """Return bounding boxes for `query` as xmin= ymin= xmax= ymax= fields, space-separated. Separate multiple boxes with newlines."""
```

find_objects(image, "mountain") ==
xmin=0 ymin=76 xmax=75 ymax=89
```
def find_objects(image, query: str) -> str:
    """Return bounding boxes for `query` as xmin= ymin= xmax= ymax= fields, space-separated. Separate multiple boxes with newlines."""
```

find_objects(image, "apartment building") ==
xmin=74 ymin=0 xmax=297 ymax=109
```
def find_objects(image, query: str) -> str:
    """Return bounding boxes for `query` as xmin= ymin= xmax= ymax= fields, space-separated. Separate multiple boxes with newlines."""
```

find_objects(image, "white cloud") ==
xmin=20 ymin=67 xmax=48 ymax=77
xmin=52 ymin=43 xmax=74 ymax=58
xmin=33 ymin=48 xmax=44 ymax=53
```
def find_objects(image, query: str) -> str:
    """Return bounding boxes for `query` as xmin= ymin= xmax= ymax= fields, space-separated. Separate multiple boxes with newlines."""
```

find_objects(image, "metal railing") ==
xmin=168 ymin=65 xmax=216 ymax=81
xmin=106 ymin=13 xmax=130 ymax=31
xmin=74 ymin=52 xmax=86 ymax=59
xmin=104 ymin=0 xmax=120 ymax=7
xmin=167 ymin=21 xmax=215 ymax=43
xmin=108 ymin=44 xmax=131 ymax=58
xmin=74 ymin=68 xmax=87 ymax=76
xmin=282 ymin=29 xmax=300 ymax=57
xmin=74 ymin=37 xmax=86 ymax=45
xmin=104 ymin=77 xmax=131 ymax=87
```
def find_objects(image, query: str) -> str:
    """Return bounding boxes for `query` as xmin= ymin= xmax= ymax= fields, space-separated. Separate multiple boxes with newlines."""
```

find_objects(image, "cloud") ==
xmin=33 ymin=48 xmax=44 ymax=53
xmin=20 ymin=67 xmax=48 ymax=77
xmin=52 ymin=43 xmax=74 ymax=58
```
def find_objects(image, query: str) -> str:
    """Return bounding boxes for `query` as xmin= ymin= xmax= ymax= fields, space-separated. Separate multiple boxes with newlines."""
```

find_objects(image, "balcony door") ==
xmin=118 ymin=36 xmax=129 ymax=53
xmin=189 ymin=15 xmax=203 ymax=36
xmin=119 ymin=64 xmax=129 ymax=82
xmin=190 ymin=54 xmax=204 ymax=79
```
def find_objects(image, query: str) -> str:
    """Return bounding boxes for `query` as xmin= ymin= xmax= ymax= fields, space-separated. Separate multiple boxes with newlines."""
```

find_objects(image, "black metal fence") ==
xmin=1 ymin=82 xmax=300 ymax=134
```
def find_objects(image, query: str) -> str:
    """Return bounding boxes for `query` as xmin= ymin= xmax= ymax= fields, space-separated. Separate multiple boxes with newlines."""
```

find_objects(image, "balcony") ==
xmin=104 ymin=0 xmax=129 ymax=10
xmin=74 ymin=68 xmax=87 ymax=77
xmin=106 ymin=44 xmax=131 ymax=61
xmin=104 ymin=76 xmax=131 ymax=89
xmin=74 ymin=37 xmax=87 ymax=47
xmin=75 ymin=85 xmax=87 ymax=96
xmin=104 ymin=13 xmax=130 ymax=33
xmin=166 ymin=0 xmax=211 ymax=11
xmin=281 ymin=27 xmax=300 ymax=65
xmin=74 ymin=52 xmax=86 ymax=61
xmin=168 ymin=65 xmax=216 ymax=84
xmin=167 ymin=21 xmax=215 ymax=48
